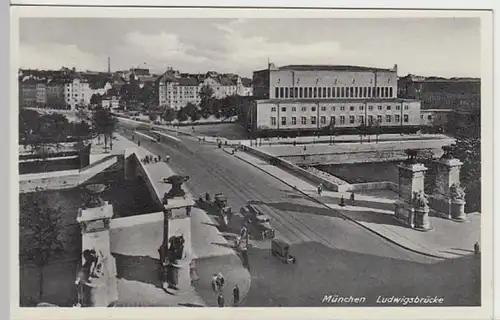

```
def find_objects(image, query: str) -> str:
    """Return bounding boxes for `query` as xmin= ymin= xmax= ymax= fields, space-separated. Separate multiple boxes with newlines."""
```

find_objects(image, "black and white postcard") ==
xmin=9 ymin=5 xmax=494 ymax=320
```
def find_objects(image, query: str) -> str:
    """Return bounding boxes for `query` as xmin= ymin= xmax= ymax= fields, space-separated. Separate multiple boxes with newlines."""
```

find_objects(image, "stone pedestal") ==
xmin=76 ymin=203 xmax=118 ymax=307
xmin=394 ymin=200 xmax=414 ymax=228
xmin=397 ymin=163 xmax=428 ymax=203
xmin=394 ymin=162 xmax=431 ymax=230
xmin=450 ymin=199 xmax=466 ymax=221
xmin=429 ymin=157 xmax=467 ymax=221
xmin=414 ymin=207 xmax=432 ymax=231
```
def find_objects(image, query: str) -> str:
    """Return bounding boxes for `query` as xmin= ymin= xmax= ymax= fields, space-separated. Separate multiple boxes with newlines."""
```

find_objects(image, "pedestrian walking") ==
xmin=303 ymin=145 xmax=307 ymax=151
xmin=211 ymin=274 xmax=218 ymax=293
xmin=217 ymin=293 xmax=225 ymax=307
xmin=340 ymin=195 xmax=346 ymax=207
xmin=138 ymin=140 xmax=141 ymax=146
xmin=233 ymin=285 xmax=240 ymax=306
xmin=317 ymin=184 xmax=323 ymax=196
xmin=158 ymin=155 xmax=161 ymax=162
xmin=474 ymin=242 xmax=480 ymax=256
xmin=350 ymin=192 xmax=355 ymax=205
xmin=216 ymin=272 xmax=225 ymax=290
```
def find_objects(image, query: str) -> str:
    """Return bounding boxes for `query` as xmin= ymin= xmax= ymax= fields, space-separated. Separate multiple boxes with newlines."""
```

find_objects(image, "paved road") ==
xmin=118 ymin=125 xmax=480 ymax=307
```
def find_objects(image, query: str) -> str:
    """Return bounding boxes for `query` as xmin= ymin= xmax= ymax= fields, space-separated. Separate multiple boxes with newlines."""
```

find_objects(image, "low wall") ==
xmin=349 ymin=181 xmax=399 ymax=193
xmin=244 ymin=146 xmax=403 ymax=194
xmin=19 ymin=156 xmax=118 ymax=193
xmin=244 ymin=146 xmax=350 ymax=192
xmin=19 ymin=173 xmax=82 ymax=193
xmin=284 ymin=147 xmax=444 ymax=165
xmin=125 ymin=152 xmax=164 ymax=208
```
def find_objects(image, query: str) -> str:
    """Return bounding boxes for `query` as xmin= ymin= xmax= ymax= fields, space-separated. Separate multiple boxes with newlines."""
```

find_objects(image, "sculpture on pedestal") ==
xmin=82 ymin=184 xmax=108 ymax=208
xmin=160 ymin=234 xmax=186 ymax=290
xmin=440 ymin=145 xmax=455 ymax=160
xmin=163 ymin=175 xmax=190 ymax=198
xmin=405 ymin=149 xmax=419 ymax=164
xmin=412 ymin=191 xmax=432 ymax=231
xmin=449 ymin=183 xmax=466 ymax=201
xmin=412 ymin=191 xmax=429 ymax=210
xmin=449 ymin=182 xmax=467 ymax=221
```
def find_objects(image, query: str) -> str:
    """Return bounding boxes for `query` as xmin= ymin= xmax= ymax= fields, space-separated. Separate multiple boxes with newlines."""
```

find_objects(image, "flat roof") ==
xmin=254 ymin=65 xmax=394 ymax=73
xmin=279 ymin=65 xmax=393 ymax=72
xmin=256 ymin=98 xmax=420 ymax=104
xmin=421 ymin=109 xmax=454 ymax=112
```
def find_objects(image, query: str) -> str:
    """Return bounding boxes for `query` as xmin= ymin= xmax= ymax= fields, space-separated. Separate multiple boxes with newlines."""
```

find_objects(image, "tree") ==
xmin=357 ymin=123 xmax=367 ymax=143
xmin=90 ymin=94 xmax=103 ymax=106
xmin=162 ymin=108 xmax=176 ymax=123
xmin=20 ymin=188 xmax=64 ymax=302
xmin=177 ymin=108 xmax=189 ymax=122
xmin=92 ymin=107 xmax=117 ymax=151
xmin=19 ymin=109 xmax=41 ymax=143
xmin=149 ymin=112 xmax=158 ymax=122
xmin=199 ymin=85 xmax=214 ymax=116
xmin=190 ymin=108 xmax=201 ymax=122
xmin=140 ymin=83 xmax=156 ymax=106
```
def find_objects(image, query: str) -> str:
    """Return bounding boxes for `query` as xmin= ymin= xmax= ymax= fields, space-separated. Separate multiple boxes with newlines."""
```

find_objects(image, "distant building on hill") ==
xmin=398 ymin=74 xmax=480 ymax=111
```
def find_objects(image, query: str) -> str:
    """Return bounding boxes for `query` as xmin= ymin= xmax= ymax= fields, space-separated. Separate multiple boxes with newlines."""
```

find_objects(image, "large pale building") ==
xmin=246 ymin=63 xmax=422 ymax=136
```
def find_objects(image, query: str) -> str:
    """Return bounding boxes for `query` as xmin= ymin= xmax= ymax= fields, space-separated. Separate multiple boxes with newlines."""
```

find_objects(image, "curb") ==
xmin=232 ymin=152 xmax=451 ymax=260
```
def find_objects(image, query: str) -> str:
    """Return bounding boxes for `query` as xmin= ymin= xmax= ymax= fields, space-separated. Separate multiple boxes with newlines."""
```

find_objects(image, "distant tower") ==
xmin=108 ymin=57 xmax=111 ymax=74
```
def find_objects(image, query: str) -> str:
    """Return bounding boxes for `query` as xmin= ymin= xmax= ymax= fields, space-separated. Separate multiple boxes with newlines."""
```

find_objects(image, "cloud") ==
xmin=208 ymin=20 xmax=358 ymax=74
xmin=123 ymin=31 xmax=208 ymax=64
xmin=20 ymin=43 xmax=105 ymax=71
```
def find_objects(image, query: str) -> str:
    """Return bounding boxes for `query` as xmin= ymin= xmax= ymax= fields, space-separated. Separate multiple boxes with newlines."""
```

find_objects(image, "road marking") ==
xmin=134 ymin=131 xmax=157 ymax=141
xmin=151 ymin=130 xmax=181 ymax=142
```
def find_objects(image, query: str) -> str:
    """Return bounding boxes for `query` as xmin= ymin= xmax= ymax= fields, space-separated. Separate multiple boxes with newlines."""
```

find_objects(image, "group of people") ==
xmin=212 ymin=273 xmax=241 ymax=307
xmin=141 ymin=154 xmax=170 ymax=165
xmin=316 ymin=183 xmax=356 ymax=206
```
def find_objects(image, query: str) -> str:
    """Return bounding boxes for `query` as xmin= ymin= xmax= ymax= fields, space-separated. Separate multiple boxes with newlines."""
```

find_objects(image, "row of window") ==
xmin=274 ymin=86 xmax=394 ymax=99
xmin=270 ymin=114 xmax=410 ymax=126
xmin=270 ymin=104 xmax=410 ymax=113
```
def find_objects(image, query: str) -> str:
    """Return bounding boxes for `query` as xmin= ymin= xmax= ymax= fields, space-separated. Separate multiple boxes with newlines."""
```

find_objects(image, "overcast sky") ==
xmin=19 ymin=18 xmax=481 ymax=78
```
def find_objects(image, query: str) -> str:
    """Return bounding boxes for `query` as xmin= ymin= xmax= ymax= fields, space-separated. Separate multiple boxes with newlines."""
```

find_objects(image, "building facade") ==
xmin=420 ymin=109 xmax=453 ymax=127
xmin=247 ymin=64 xmax=421 ymax=136
xmin=398 ymin=75 xmax=480 ymax=110
xmin=64 ymin=78 xmax=93 ymax=110
xmin=46 ymin=81 xmax=66 ymax=109
xmin=102 ymin=97 xmax=120 ymax=110
xmin=19 ymin=79 xmax=38 ymax=107
xmin=158 ymin=69 xmax=253 ymax=110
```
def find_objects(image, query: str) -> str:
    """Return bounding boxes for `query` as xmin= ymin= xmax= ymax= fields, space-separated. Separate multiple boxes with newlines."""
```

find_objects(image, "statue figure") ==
xmin=412 ymin=191 xmax=429 ymax=209
xmin=405 ymin=149 xmax=419 ymax=164
xmin=449 ymin=183 xmax=466 ymax=201
xmin=440 ymin=145 xmax=455 ymax=159
xmin=167 ymin=234 xmax=185 ymax=263
xmin=163 ymin=175 xmax=190 ymax=198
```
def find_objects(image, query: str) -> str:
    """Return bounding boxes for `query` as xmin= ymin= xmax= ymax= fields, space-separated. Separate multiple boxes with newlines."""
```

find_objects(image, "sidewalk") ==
xmin=112 ymin=133 xmax=251 ymax=306
xmin=118 ymin=116 xmax=453 ymax=147
xmin=229 ymin=149 xmax=480 ymax=259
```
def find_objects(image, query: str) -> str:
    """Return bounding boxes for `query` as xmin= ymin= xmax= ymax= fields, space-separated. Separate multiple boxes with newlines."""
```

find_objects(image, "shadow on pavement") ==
xmin=113 ymin=253 xmax=163 ymax=289
xmin=211 ymin=242 xmax=235 ymax=250
xmin=241 ymin=241 xmax=480 ymax=307
xmin=178 ymin=302 xmax=205 ymax=307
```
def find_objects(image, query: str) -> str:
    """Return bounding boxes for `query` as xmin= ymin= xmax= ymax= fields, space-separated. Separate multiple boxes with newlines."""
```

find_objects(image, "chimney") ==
xmin=108 ymin=57 xmax=111 ymax=74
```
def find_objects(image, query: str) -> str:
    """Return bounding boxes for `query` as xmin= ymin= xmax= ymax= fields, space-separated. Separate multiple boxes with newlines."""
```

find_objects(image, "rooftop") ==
xmin=278 ymin=65 xmax=395 ymax=72
xmin=257 ymin=98 xmax=420 ymax=104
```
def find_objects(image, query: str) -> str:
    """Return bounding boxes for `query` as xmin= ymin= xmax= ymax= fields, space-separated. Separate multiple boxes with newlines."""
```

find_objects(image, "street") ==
xmin=118 ymin=125 xmax=480 ymax=306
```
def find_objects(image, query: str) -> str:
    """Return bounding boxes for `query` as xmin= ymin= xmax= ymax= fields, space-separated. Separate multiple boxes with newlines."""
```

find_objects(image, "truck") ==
xmin=196 ymin=193 xmax=233 ymax=227
xmin=239 ymin=204 xmax=275 ymax=240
